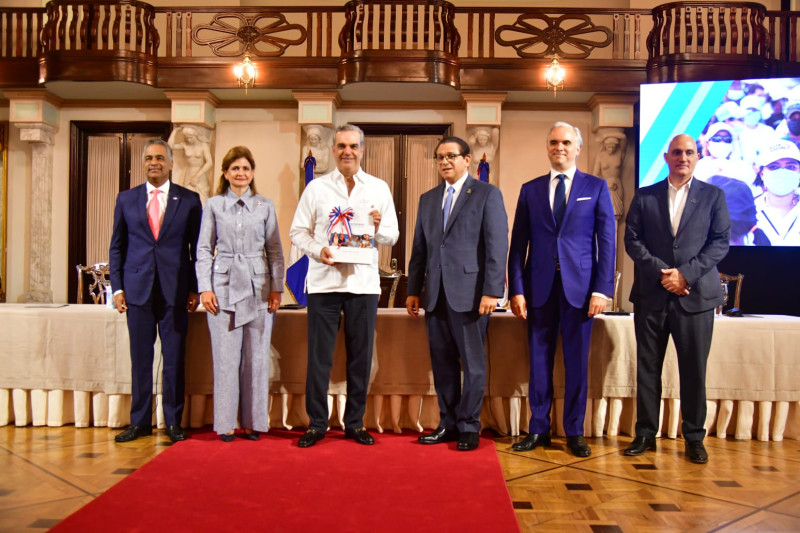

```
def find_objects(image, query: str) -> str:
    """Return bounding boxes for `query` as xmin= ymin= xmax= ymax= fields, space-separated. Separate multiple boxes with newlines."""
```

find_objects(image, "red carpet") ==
xmin=54 ymin=429 xmax=519 ymax=532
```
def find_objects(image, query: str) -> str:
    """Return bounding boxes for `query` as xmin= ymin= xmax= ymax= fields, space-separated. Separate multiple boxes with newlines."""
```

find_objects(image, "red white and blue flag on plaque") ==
xmin=285 ymin=151 xmax=316 ymax=305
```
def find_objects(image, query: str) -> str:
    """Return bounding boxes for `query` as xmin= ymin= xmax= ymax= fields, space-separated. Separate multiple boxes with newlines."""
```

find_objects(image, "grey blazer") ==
xmin=196 ymin=189 xmax=285 ymax=326
xmin=407 ymin=176 xmax=508 ymax=313
xmin=625 ymin=178 xmax=731 ymax=313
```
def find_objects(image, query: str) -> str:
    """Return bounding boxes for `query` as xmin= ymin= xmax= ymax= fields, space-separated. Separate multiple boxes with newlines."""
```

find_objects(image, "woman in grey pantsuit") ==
xmin=197 ymin=146 xmax=284 ymax=442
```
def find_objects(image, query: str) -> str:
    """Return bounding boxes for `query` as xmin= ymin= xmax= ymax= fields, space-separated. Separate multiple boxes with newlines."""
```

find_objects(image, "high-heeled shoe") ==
xmin=220 ymin=433 xmax=235 ymax=442
xmin=238 ymin=430 xmax=259 ymax=441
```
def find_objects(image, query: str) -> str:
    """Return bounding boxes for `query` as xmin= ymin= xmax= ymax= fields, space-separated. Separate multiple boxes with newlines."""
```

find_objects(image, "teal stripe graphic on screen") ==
xmin=639 ymin=80 xmax=732 ymax=187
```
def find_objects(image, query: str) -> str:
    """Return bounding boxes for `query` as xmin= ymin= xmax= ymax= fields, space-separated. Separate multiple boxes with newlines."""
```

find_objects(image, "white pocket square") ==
xmin=577 ymin=197 xmax=592 ymax=201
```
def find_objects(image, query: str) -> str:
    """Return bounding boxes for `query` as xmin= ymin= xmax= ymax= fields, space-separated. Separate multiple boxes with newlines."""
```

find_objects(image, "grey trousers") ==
xmin=207 ymin=308 xmax=274 ymax=434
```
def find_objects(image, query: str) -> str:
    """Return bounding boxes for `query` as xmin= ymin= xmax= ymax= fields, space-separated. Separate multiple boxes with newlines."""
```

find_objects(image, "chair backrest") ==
xmin=718 ymin=272 xmax=744 ymax=310
xmin=76 ymin=262 xmax=110 ymax=304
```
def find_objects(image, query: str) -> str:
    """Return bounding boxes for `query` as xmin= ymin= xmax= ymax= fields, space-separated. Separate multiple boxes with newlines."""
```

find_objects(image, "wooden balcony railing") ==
xmin=39 ymin=0 xmax=159 ymax=84
xmin=0 ymin=7 xmax=45 ymax=87
xmin=0 ymin=2 xmax=798 ymax=92
xmin=338 ymin=0 xmax=460 ymax=86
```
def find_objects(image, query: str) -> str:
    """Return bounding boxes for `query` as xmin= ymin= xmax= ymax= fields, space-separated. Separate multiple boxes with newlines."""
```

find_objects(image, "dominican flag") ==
xmin=477 ymin=153 xmax=489 ymax=183
xmin=285 ymin=152 xmax=316 ymax=305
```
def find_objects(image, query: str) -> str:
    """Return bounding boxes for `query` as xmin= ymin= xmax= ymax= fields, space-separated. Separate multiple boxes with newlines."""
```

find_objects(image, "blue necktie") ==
xmin=553 ymin=174 xmax=566 ymax=228
xmin=443 ymin=185 xmax=455 ymax=231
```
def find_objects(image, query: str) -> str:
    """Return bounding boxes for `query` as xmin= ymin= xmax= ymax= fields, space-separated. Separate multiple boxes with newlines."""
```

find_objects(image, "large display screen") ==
xmin=639 ymin=78 xmax=800 ymax=246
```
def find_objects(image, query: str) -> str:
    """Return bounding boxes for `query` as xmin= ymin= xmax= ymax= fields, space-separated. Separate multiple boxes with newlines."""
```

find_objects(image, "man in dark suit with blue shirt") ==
xmin=109 ymin=139 xmax=202 ymax=443
xmin=508 ymin=122 xmax=616 ymax=457
xmin=624 ymin=134 xmax=730 ymax=464
xmin=406 ymin=136 xmax=508 ymax=451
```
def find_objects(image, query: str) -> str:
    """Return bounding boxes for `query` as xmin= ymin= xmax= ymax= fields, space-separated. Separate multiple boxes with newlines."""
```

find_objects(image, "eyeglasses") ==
xmin=433 ymin=153 xmax=462 ymax=163
xmin=709 ymin=135 xmax=733 ymax=143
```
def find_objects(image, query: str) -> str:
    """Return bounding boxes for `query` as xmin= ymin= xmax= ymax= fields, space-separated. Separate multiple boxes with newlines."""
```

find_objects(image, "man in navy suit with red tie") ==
xmin=109 ymin=139 xmax=202 ymax=443
xmin=508 ymin=122 xmax=616 ymax=456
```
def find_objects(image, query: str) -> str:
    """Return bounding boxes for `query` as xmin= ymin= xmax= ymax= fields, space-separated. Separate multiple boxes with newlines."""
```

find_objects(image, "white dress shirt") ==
xmin=668 ymin=177 xmax=692 ymax=235
xmin=289 ymin=167 xmax=399 ymax=295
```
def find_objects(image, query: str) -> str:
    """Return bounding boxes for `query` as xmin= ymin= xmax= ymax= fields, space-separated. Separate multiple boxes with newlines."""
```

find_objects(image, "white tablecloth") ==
xmin=1 ymin=304 xmax=798 ymax=440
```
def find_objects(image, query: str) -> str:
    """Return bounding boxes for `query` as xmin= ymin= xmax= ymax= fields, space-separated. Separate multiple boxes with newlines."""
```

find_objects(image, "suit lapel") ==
xmin=675 ymin=179 xmax=702 ymax=239
xmin=562 ymin=171 xmax=588 ymax=226
xmin=656 ymin=180 xmax=674 ymax=237
xmin=159 ymin=183 xmax=182 ymax=240
xmin=135 ymin=185 xmax=156 ymax=241
xmin=443 ymin=176 xmax=475 ymax=234
xmin=533 ymin=175 xmax=556 ymax=230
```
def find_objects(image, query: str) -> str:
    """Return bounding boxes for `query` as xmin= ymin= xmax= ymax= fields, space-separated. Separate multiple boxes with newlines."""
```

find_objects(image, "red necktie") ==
xmin=148 ymin=189 xmax=162 ymax=239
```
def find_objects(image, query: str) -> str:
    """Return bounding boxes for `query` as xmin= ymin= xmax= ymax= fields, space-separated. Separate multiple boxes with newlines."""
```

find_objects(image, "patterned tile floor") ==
xmin=1 ymin=426 xmax=799 ymax=531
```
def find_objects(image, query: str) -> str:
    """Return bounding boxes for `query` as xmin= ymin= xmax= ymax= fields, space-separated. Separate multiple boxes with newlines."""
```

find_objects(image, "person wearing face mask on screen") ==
xmin=695 ymin=123 xmax=757 ymax=195
xmin=781 ymin=100 xmax=800 ymax=151
xmin=755 ymin=140 xmax=800 ymax=246
xmin=738 ymin=95 xmax=778 ymax=172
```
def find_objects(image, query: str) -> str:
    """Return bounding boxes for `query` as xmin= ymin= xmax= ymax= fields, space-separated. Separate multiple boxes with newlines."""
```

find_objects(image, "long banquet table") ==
xmin=1 ymin=303 xmax=798 ymax=441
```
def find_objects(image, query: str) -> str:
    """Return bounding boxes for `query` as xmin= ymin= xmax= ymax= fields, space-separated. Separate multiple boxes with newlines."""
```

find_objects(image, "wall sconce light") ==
xmin=544 ymin=56 xmax=565 ymax=97
xmin=234 ymin=54 xmax=256 ymax=93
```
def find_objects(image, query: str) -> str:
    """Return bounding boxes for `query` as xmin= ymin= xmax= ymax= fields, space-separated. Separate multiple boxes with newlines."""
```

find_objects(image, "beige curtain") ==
xmin=404 ymin=135 xmax=440 ymax=273
xmin=85 ymin=136 xmax=120 ymax=265
xmin=362 ymin=136 xmax=396 ymax=272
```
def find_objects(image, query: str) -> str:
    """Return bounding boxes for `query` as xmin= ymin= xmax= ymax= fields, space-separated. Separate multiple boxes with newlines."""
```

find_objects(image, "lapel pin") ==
xmin=466 ymin=189 xmax=472 ymax=194
xmin=172 ymin=196 xmax=178 ymax=201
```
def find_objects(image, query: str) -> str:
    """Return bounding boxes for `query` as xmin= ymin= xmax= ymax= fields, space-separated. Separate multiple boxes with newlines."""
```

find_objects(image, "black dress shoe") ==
xmin=418 ymin=427 xmax=459 ymax=445
xmin=344 ymin=427 xmax=375 ymax=445
xmin=457 ymin=432 xmax=480 ymax=451
xmin=566 ymin=435 xmax=591 ymax=457
xmin=624 ymin=436 xmax=657 ymax=456
xmin=165 ymin=425 xmax=187 ymax=442
xmin=685 ymin=440 xmax=708 ymax=464
xmin=238 ymin=431 xmax=259 ymax=441
xmin=298 ymin=429 xmax=325 ymax=448
xmin=511 ymin=432 xmax=551 ymax=451
xmin=220 ymin=433 xmax=235 ymax=442
xmin=114 ymin=425 xmax=152 ymax=443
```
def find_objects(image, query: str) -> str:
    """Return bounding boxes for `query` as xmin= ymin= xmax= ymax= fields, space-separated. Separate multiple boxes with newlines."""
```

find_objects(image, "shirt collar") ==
xmin=668 ymin=176 xmax=693 ymax=192
xmin=550 ymin=167 xmax=576 ymax=181
xmin=224 ymin=187 xmax=254 ymax=210
xmin=146 ymin=180 xmax=170 ymax=195
xmin=333 ymin=167 xmax=366 ymax=185
xmin=446 ymin=172 xmax=469 ymax=194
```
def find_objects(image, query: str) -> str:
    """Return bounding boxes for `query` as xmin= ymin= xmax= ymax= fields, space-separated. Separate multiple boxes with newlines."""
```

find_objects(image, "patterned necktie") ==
xmin=148 ymin=189 xmax=162 ymax=239
xmin=442 ymin=185 xmax=455 ymax=231
xmin=553 ymin=174 xmax=566 ymax=229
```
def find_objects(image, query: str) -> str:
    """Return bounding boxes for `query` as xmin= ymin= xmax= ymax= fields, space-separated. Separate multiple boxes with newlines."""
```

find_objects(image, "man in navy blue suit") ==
xmin=508 ymin=122 xmax=616 ymax=457
xmin=406 ymin=136 xmax=508 ymax=451
xmin=109 ymin=139 xmax=202 ymax=443
xmin=624 ymin=134 xmax=730 ymax=464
